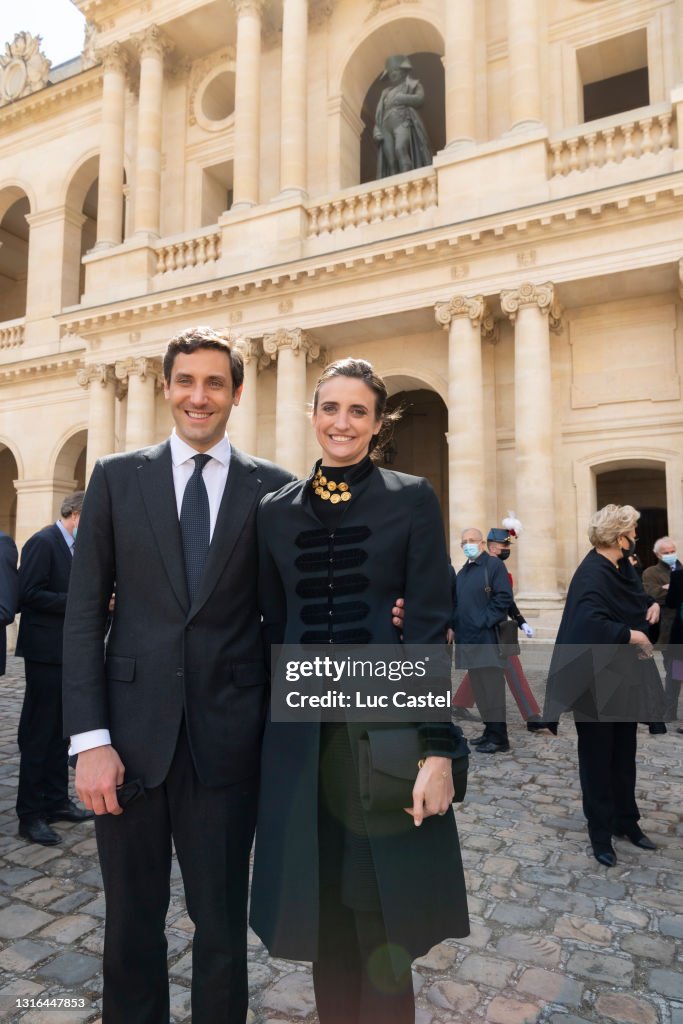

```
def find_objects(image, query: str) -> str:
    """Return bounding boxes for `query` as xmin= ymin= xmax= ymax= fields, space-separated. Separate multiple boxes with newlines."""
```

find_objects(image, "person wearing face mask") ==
xmin=643 ymin=537 xmax=683 ymax=723
xmin=452 ymin=528 xmax=514 ymax=753
xmin=544 ymin=505 xmax=665 ymax=866
xmin=16 ymin=492 xmax=93 ymax=845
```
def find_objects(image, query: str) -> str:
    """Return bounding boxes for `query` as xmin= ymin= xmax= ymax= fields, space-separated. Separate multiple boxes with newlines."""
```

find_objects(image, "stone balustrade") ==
xmin=548 ymin=104 xmax=675 ymax=178
xmin=0 ymin=318 xmax=25 ymax=349
xmin=306 ymin=168 xmax=437 ymax=237
xmin=154 ymin=229 xmax=222 ymax=274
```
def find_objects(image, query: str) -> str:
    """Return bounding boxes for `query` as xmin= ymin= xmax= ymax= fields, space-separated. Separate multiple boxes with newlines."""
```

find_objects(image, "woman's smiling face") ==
xmin=312 ymin=376 xmax=382 ymax=467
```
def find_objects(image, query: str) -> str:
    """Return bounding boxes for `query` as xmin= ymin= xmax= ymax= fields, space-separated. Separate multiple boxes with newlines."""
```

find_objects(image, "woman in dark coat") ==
xmin=545 ymin=504 xmax=664 ymax=867
xmin=250 ymin=358 xmax=468 ymax=1024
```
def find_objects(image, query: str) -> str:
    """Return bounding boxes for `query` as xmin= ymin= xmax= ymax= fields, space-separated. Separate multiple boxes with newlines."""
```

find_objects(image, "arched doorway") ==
xmin=64 ymin=155 xmax=101 ymax=307
xmin=595 ymin=463 xmax=667 ymax=568
xmin=0 ymin=187 xmax=30 ymax=321
xmin=385 ymin=388 xmax=448 ymax=536
xmin=360 ymin=52 xmax=445 ymax=184
xmin=0 ymin=444 xmax=19 ymax=538
xmin=52 ymin=430 xmax=87 ymax=519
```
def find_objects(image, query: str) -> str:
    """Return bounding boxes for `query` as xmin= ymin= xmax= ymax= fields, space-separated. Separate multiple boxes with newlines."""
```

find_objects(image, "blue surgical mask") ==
xmin=463 ymin=543 xmax=480 ymax=560
xmin=72 ymin=527 xmax=78 ymax=540
xmin=661 ymin=552 xmax=677 ymax=567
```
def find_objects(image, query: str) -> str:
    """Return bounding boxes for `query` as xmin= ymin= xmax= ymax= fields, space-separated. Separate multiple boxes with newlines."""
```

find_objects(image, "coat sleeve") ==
xmin=482 ymin=557 xmax=513 ymax=628
xmin=400 ymin=478 xmax=451 ymax=645
xmin=257 ymin=497 xmax=287 ymax=652
xmin=18 ymin=533 xmax=67 ymax=615
xmin=0 ymin=535 xmax=18 ymax=626
xmin=62 ymin=460 xmax=116 ymax=736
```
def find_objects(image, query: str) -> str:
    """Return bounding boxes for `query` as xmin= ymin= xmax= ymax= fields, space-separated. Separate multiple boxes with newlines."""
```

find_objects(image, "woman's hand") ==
xmin=405 ymin=756 xmax=454 ymax=826
xmin=629 ymin=628 xmax=654 ymax=659
xmin=645 ymin=603 xmax=660 ymax=625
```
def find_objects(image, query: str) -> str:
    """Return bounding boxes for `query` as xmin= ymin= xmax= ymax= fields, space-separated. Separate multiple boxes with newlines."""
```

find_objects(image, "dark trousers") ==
xmin=313 ymin=899 xmax=414 ymax=1024
xmin=16 ymin=660 xmax=68 ymax=821
xmin=575 ymin=721 xmax=640 ymax=848
xmin=95 ymin=724 xmax=257 ymax=1024
xmin=469 ymin=667 xmax=508 ymax=743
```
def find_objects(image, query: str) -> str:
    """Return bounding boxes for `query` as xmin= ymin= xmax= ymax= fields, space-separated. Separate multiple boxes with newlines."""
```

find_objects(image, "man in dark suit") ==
xmin=62 ymin=327 xmax=294 ymax=1024
xmin=0 ymin=530 xmax=18 ymax=677
xmin=643 ymin=536 xmax=682 ymax=722
xmin=16 ymin=492 xmax=93 ymax=845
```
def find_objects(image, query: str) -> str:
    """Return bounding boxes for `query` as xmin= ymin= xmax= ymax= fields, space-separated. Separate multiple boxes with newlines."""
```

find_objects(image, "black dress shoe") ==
xmin=647 ymin=723 xmax=667 ymax=735
xmin=526 ymin=720 xmax=559 ymax=735
xmin=451 ymin=707 xmax=479 ymax=722
xmin=593 ymin=845 xmax=617 ymax=867
xmin=46 ymin=799 xmax=94 ymax=824
xmin=470 ymin=732 xmax=489 ymax=746
xmin=614 ymin=830 xmax=657 ymax=851
xmin=19 ymin=819 xmax=62 ymax=846
xmin=476 ymin=739 xmax=510 ymax=754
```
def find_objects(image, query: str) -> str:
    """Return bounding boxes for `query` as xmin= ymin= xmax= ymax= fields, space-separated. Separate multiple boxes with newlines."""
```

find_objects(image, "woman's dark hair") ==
xmin=163 ymin=326 xmax=244 ymax=393
xmin=312 ymin=358 xmax=400 ymax=457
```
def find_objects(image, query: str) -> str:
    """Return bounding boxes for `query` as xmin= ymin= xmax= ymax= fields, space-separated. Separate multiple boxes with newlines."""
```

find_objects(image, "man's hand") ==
xmin=405 ymin=756 xmax=454 ymax=826
xmin=392 ymin=597 xmax=405 ymax=630
xmin=76 ymin=745 xmax=125 ymax=815
xmin=446 ymin=628 xmax=455 ymax=645
xmin=645 ymin=603 xmax=660 ymax=625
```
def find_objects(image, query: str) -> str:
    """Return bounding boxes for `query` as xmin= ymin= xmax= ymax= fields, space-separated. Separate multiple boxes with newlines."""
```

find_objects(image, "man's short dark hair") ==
xmin=61 ymin=492 xmax=85 ymax=519
xmin=163 ymin=327 xmax=244 ymax=393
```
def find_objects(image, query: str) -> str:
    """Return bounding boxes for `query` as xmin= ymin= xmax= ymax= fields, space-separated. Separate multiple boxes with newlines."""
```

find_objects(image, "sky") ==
xmin=1 ymin=0 xmax=86 ymax=68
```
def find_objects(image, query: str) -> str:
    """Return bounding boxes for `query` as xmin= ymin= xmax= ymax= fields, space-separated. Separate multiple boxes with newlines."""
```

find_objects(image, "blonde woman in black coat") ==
xmin=250 ymin=359 xmax=468 ymax=1024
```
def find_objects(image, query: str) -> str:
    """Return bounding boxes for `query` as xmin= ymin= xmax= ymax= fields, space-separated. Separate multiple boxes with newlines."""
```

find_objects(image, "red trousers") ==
xmin=453 ymin=655 xmax=540 ymax=721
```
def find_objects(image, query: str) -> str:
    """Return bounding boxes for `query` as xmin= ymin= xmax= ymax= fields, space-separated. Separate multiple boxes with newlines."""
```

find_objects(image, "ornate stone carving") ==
xmin=262 ymin=328 xmax=320 ymax=363
xmin=136 ymin=24 xmax=172 ymax=61
xmin=230 ymin=0 xmax=267 ymax=15
xmin=233 ymin=336 xmax=261 ymax=366
xmin=435 ymin=296 xmax=489 ymax=328
xmin=0 ymin=32 xmax=50 ymax=107
xmin=81 ymin=22 xmax=99 ymax=70
xmin=98 ymin=41 xmax=129 ymax=76
xmin=366 ymin=0 xmax=416 ymax=20
xmin=77 ymin=363 xmax=115 ymax=389
xmin=114 ymin=356 xmax=163 ymax=385
xmin=500 ymin=282 xmax=562 ymax=332
xmin=188 ymin=48 xmax=236 ymax=127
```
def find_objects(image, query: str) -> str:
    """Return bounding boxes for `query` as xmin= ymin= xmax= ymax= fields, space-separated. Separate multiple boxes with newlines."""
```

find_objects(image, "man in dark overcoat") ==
xmin=62 ymin=327 xmax=294 ymax=1024
xmin=16 ymin=492 xmax=91 ymax=846
xmin=0 ymin=529 xmax=18 ymax=677
xmin=643 ymin=535 xmax=682 ymax=721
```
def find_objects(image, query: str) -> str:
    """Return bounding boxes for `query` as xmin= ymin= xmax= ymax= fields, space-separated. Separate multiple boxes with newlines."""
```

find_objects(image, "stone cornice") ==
xmin=58 ymin=174 xmax=683 ymax=338
xmin=0 ymin=65 xmax=103 ymax=130
xmin=0 ymin=356 xmax=82 ymax=385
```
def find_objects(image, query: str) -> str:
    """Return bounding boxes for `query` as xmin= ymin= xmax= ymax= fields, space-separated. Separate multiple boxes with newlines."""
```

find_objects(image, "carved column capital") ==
xmin=500 ymin=282 xmax=562 ymax=329
xmin=98 ymin=41 xmax=129 ymax=75
xmin=115 ymin=356 xmax=163 ymax=386
xmin=435 ymin=295 xmax=490 ymax=329
xmin=77 ymin=363 xmax=115 ymax=389
xmin=135 ymin=25 xmax=172 ymax=61
xmin=262 ymin=328 xmax=320 ymax=363
xmin=230 ymin=0 xmax=267 ymax=15
xmin=233 ymin=336 xmax=262 ymax=367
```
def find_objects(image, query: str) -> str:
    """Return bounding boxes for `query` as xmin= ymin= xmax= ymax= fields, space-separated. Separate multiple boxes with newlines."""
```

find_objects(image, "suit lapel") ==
xmin=51 ymin=525 xmax=73 ymax=579
xmin=189 ymin=447 xmax=261 ymax=616
xmin=137 ymin=441 xmax=189 ymax=611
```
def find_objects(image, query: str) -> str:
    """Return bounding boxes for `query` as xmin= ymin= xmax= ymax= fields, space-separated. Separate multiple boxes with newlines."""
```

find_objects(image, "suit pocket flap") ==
xmin=233 ymin=662 xmax=265 ymax=687
xmin=105 ymin=655 xmax=136 ymax=682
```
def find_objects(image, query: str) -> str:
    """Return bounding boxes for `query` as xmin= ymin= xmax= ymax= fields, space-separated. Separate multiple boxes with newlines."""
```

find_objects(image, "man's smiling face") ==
xmin=164 ymin=347 xmax=242 ymax=452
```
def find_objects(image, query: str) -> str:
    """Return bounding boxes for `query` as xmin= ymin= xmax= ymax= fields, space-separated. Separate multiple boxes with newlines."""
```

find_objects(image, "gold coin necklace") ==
xmin=311 ymin=468 xmax=352 ymax=504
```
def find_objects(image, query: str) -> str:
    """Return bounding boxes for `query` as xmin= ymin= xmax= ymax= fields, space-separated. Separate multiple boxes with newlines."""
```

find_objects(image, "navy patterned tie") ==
xmin=180 ymin=453 xmax=211 ymax=603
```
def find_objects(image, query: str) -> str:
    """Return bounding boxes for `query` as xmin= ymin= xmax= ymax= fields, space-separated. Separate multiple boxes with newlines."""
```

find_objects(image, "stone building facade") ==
xmin=1 ymin=0 xmax=683 ymax=609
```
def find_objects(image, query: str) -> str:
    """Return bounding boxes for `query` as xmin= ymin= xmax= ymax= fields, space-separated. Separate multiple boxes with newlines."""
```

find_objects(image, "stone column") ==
xmin=96 ymin=43 xmax=128 ymax=248
xmin=445 ymin=0 xmax=476 ymax=145
xmin=501 ymin=282 xmax=561 ymax=600
xmin=229 ymin=338 xmax=260 ymax=453
xmin=115 ymin=356 xmax=161 ymax=451
xmin=262 ymin=328 xmax=319 ymax=478
xmin=231 ymin=0 xmax=266 ymax=208
xmin=506 ymin=0 xmax=542 ymax=130
xmin=77 ymin=364 xmax=117 ymax=481
xmin=133 ymin=26 xmax=168 ymax=237
xmin=280 ymin=0 xmax=308 ymax=195
xmin=435 ymin=296 xmax=491 ymax=554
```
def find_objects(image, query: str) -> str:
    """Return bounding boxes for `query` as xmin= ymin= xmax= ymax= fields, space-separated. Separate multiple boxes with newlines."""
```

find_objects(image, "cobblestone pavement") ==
xmin=0 ymin=654 xmax=682 ymax=1024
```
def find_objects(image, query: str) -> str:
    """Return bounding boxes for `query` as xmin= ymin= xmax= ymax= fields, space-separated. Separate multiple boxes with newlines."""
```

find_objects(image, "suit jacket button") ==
xmin=176 ymin=669 xmax=183 ymax=677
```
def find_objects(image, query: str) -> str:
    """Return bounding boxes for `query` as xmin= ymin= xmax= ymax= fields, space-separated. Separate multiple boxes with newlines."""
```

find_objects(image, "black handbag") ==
xmin=484 ymin=565 xmax=521 ymax=657
xmin=358 ymin=726 xmax=469 ymax=812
